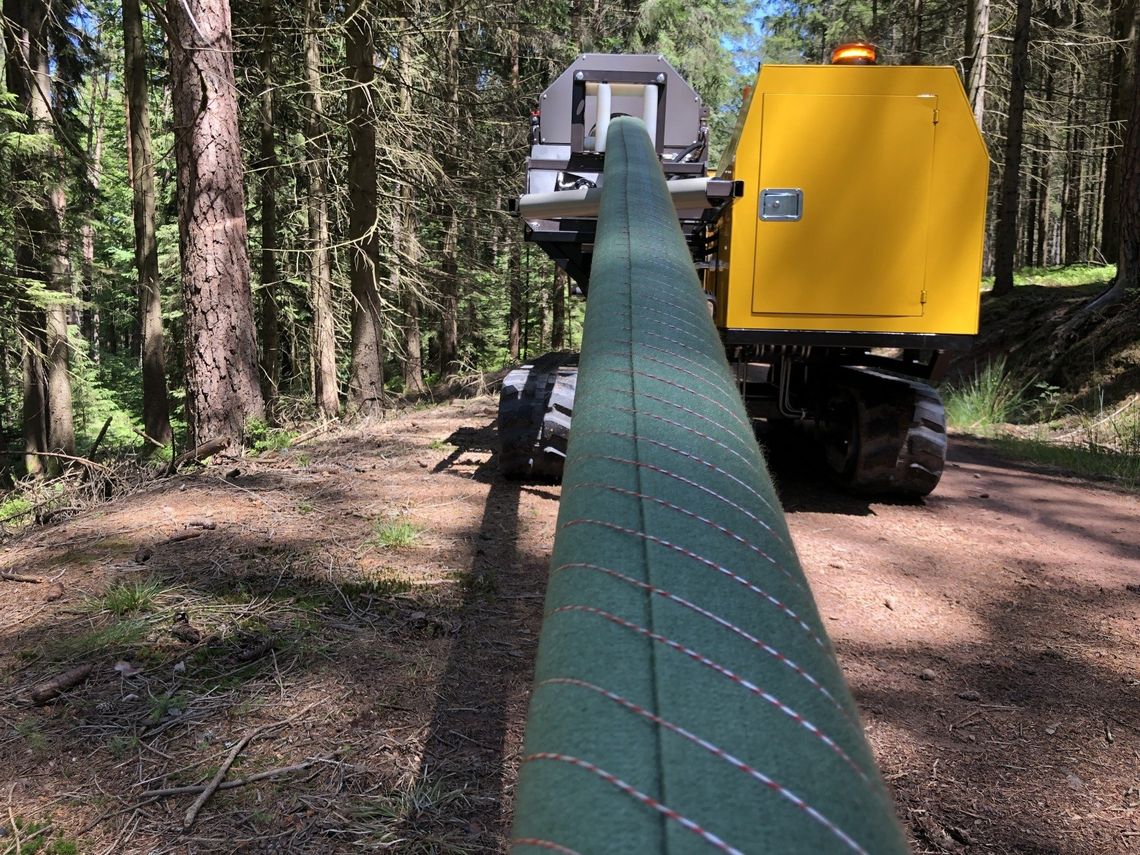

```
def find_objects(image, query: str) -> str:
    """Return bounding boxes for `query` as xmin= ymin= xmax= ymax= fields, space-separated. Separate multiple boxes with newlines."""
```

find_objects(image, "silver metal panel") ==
xmin=759 ymin=188 xmax=803 ymax=221
xmin=537 ymin=54 xmax=702 ymax=151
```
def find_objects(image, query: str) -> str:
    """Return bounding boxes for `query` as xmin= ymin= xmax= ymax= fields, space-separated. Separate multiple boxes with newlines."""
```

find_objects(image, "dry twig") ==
xmin=183 ymin=699 xmax=322 ymax=829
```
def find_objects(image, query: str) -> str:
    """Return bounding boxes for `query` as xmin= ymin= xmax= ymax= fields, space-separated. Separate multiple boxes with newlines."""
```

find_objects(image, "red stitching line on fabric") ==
xmin=521 ymin=752 xmax=745 ymax=855
xmin=559 ymin=518 xmax=825 ymax=648
xmin=637 ymin=303 xmax=708 ymax=339
xmin=567 ymin=481 xmax=784 ymax=572
xmin=510 ymin=838 xmax=582 ymax=854
xmin=539 ymin=677 xmax=870 ymax=855
xmin=571 ymin=440 xmax=792 ymax=558
xmin=573 ymin=419 xmax=784 ymax=525
xmin=603 ymin=367 xmax=752 ymax=433
xmin=549 ymin=605 xmax=872 ymax=784
xmin=550 ymin=561 xmax=852 ymax=725
xmin=601 ymin=389 xmax=757 ymax=463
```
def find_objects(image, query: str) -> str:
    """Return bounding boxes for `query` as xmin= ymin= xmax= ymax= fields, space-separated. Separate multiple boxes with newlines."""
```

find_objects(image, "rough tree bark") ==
xmin=168 ymin=0 xmax=265 ymax=445
xmin=1088 ymin=21 xmax=1140 ymax=310
xmin=507 ymin=28 xmax=522 ymax=360
xmin=346 ymin=2 xmax=385 ymax=414
xmin=395 ymin=3 xmax=425 ymax=394
xmin=81 ymin=46 xmax=110 ymax=356
xmin=304 ymin=0 xmax=338 ymax=419
xmin=257 ymin=0 xmax=280 ymax=402
xmin=437 ymin=5 xmax=461 ymax=378
xmin=963 ymin=0 xmax=989 ymax=126
xmin=1101 ymin=0 xmax=1139 ymax=262
xmin=991 ymin=0 xmax=1032 ymax=296
xmin=551 ymin=267 xmax=566 ymax=350
xmin=124 ymin=0 xmax=172 ymax=447
xmin=5 ymin=0 xmax=76 ymax=474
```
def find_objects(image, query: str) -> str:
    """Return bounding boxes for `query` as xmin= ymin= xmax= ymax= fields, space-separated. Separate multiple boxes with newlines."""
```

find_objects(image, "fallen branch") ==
xmin=33 ymin=451 xmax=111 ymax=473
xmin=87 ymin=417 xmax=113 ymax=460
xmin=132 ymin=427 xmax=167 ymax=451
xmin=144 ymin=757 xmax=322 ymax=800
xmin=0 ymin=572 xmax=42 ymax=583
xmin=292 ymin=419 xmax=339 ymax=446
xmin=30 ymin=662 xmax=94 ymax=704
xmin=164 ymin=530 xmax=205 ymax=544
xmin=164 ymin=436 xmax=231 ymax=477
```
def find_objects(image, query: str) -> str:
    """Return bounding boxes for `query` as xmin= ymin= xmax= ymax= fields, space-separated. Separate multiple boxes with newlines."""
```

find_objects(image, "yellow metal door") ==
xmin=751 ymin=93 xmax=936 ymax=318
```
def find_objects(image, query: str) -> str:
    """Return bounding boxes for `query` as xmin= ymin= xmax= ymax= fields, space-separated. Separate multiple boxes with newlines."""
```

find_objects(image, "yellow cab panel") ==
xmin=711 ymin=64 xmax=988 ymax=337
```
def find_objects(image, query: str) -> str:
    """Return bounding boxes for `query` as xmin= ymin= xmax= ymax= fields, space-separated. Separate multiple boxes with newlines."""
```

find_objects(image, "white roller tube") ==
xmin=642 ymin=84 xmax=658 ymax=146
xmin=595 ymin=83 xmax=612 ymax=153
xmin=518 ymin=177 xmax=715 ymax=220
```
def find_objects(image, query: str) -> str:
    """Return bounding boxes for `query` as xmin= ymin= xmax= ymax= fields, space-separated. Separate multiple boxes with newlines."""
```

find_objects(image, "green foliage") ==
xmin=0 ymin=495 xmax=34 ymax=524
xmin=981 ymin=265 xmax=1117 ymax=292
xmin=1 ymin=814 xmax=79 ymax=855
xmin=68 ymin=331 xmax=145 ymax=452
xmin=245 ymin=418 xmax=297 ymax=453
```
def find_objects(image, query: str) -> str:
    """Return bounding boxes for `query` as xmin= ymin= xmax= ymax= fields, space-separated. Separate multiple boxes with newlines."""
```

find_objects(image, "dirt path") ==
xmin=0 ymin=396 xmax=1137 ymax=853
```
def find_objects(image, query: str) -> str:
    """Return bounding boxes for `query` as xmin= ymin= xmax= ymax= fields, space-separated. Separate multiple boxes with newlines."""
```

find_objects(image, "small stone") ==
xmin=920 ymin=669 xmax=936 ymax=681
xmin=134 ymin=545 xmax=153 ymax=564
xmin=957 ymin=690 xmax=981 ymax=701
xmin=884 ymin=597 xmax=896 ymax=611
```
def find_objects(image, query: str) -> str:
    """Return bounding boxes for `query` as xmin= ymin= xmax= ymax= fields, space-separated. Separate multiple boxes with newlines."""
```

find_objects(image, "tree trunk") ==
xmin=909 ymin=0 xmax=924 ymax=63
xmin=1062 ymin=73 xmax=1085 ymax=266
xmin=124 ymin=0 xmax=173 ymax=447
xmin=257 ymin=0 xmax=280 ymax=403
xmin=507 ymin=28 xmax=522 ymax=360
xmin=1023 ymin=137 xmax=1039 ymax=267
xmin=168 ymin=0 xmax=265 ymax=445
xmin=5 ymin=0 xmax=75 ymax=472
xmin=304 ymin=0 xmax=338 ymax=419
xmin=991 ymin=0 xmax=1032 ymax=296
xmin=394 ymin=4 xmax=425 ymax=394
xmin=439 ymin=208 xmax=460 ymax=376
xmin=81 ymin=57 xmax=110 ymax=357
xmin=1101 ymin=0 xmax=1139 ymax=262
xmin=1035 ymin=69 xmax=1054 ymax=267
xmin=346 ymin=2 xmax=385 ymax=415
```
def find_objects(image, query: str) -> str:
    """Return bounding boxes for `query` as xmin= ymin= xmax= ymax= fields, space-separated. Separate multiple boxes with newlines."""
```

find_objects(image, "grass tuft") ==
xmin=97 ymin=578 xmax=165 ymax=615
xmin=944 ymin=358 xmax=1034 ymax=432
xmin=339 ymin=774 xmax=481 ymax=854
xmin=371 ymin=519 xmax=423 ymax=549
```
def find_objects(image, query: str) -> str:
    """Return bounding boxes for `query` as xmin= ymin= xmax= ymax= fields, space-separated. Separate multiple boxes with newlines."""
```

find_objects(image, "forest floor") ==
xmin=0 ymin=392 xmax=1137 ymax=854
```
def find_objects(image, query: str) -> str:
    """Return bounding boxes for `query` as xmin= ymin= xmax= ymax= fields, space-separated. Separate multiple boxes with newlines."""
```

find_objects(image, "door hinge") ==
xmin=933 ymin=108 xmax=940 ymax=125
xmin=920 ymin=289 xmax=928 ymax=304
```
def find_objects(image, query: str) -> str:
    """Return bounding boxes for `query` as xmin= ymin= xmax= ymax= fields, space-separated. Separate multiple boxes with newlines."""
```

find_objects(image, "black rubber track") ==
xmin=498 ymin=351 xmax=578 ymax=480
xmin=824 ymin=368 xmax=948 ymax=497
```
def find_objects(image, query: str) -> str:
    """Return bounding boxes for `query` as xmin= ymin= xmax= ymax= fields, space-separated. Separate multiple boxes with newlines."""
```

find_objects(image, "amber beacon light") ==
xmin=831 ymin=42 xmax=878 ymax=65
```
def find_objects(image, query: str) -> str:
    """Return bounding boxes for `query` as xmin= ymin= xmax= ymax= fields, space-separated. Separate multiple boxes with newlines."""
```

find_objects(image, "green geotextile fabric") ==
xmin=509 ymin=118 xmax=909 ymax=855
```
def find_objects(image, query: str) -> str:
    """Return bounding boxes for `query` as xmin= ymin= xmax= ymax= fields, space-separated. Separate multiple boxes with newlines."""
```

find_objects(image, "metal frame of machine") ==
xmin=502 ymin=51 xmax=989 ymax=496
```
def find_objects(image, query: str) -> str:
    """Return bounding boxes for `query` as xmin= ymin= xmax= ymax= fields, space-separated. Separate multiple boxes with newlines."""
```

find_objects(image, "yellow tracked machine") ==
xmin=502 ymin=45 xmax=988 ymax=496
